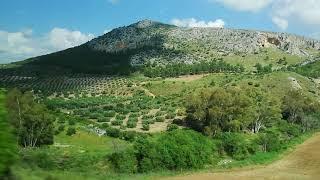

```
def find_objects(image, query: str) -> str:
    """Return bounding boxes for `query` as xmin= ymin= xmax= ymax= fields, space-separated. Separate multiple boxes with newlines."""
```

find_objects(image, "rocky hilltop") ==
xmin=88 ymin=20 xmax=320 ymax=66
xmin=7 ymin=20 xmax=319 ymax=76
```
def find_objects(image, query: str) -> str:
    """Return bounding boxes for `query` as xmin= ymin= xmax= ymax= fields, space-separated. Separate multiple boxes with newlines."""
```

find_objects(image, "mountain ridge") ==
xmin=3 ymin=19 xmax=320 ymax=75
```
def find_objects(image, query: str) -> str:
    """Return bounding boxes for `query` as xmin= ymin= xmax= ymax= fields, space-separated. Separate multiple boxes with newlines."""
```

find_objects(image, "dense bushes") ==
xmin=108 ymin=148 xmax=137 ymax=173
xmin=294 ymin=59 xmax=320 ymax=78
xmin=217 ymin=133 xmax=255 ymax=160
xmin=108 ymin=130 xmax=216 ymax=173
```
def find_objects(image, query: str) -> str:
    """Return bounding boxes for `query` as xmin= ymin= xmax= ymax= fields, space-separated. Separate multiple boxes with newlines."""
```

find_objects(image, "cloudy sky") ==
xmin=1 ymin=0 xmax=320 ymax=63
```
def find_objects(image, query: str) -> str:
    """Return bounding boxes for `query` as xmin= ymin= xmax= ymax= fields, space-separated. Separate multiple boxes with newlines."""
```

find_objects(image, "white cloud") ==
xmin=213 ymin=0 xmax=320 ymax=30
xmin=271 ymin=16 xmax=288 ymax=30
xmin=49 ymin=28 xmax=94 ymax=50
xmin=171 ymin=18 xmax=225 ymax=28
xmin=272 ymin=0 xmax=320 ymax=30
xmin=213 ymin=0 xmax=273 ymax=12
xmin=0 ymin=28 xmax=94 ymax=63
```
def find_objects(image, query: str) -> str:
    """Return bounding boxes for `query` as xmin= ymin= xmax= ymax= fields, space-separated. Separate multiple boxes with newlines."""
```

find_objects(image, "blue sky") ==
xmin=1 ymin=0 xmax=320 ymax=63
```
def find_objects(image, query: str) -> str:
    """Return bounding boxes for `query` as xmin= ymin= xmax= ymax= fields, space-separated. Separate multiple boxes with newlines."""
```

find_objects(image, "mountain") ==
xmin=3 ymin=20 xmax=320 ymax=75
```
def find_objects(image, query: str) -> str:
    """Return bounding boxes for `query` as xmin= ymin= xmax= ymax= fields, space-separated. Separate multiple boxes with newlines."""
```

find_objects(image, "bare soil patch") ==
xmin=166 ymin=74 xmax=207 ymax=82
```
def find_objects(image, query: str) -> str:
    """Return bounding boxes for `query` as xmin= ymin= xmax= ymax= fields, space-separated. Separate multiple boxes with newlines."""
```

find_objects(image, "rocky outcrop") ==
xmin=87 ymin=20 xmax=320 ymax=66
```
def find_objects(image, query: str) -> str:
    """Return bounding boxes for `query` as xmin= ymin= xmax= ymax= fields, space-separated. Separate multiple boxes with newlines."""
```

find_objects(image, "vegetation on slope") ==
xmin=295 ymin=60 xmax=320 ymax=78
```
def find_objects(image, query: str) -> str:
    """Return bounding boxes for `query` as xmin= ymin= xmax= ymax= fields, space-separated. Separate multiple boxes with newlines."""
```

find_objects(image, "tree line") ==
xmin=143 ymin=59 xmax=245 ymax=78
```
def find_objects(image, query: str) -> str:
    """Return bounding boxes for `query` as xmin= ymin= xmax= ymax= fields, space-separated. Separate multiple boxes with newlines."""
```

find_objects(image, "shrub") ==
xmin=58 ymin=125 xmax=65 ymax=132
xmin=218 ymin=133 xmax=251 ymax=160
xmin=142 ymin=124 xmax=150 ymax=131
xmin=122 ymin=131 xmax=137 ymax=142
xmin=104 ymin=111 xmax=116 ymax=117
xmin=108 ymin=148 xmax=137 ymax=173
xmin=165 ymin=113 xmax=175 ymax=119
xmin=256 ymin=130 xmax=281 ymax=152
xmin=111 ymin=120 xmax=123 ymax=126
xmin=106 ymin=127 xmax=121 ymax=138
xmin=100 ymin=123 xmax=110 ymax=128
xmin=167 ymin=124 xmax=179 ymax=131
xmin=134 ymin=130 xmax=215 ymax=172
xmin=66 ymin=127 xmax=76 ymax=136
xmin=127 ymin=121 xmax=137 ymax=128
xmin=98 ymin=117 xmax=110 ymax=123
xmin=68 ymin=119 xmax=76 ymax=126
xmin=116 ymin=114 xmax=126 ymax=121
xmin=155 ymin=116 xmax=165 ymax=122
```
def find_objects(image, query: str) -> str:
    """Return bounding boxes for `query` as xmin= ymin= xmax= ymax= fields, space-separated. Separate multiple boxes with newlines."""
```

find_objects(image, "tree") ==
xmin=257 ymin=130 xmax=281 ymax=152
xmin=246 ymin=88 xmax=282 ymax=133
xmin=0 ymin=90 xmax=17 ymax=178
xmin=186 ymin=87 xmax=252 ymax=136
xmin=6 ymin=89 xmax=54 ymax=147
xmin=282 ymin=90 xmax=318 ymax=125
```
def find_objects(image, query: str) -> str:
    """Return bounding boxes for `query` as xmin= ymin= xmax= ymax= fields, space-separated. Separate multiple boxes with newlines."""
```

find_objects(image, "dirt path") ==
xmin=167 ymin=133 xmax=320 ymax=180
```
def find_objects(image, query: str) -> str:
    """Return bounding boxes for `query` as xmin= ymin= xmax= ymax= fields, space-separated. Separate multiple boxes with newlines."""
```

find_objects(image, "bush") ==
xmin=127 ymin=121 xmax=137 ymax=128
xmin=68 ymin=119 xmax=76 ymax=126
xmin=165 ymin=113 xmax=175 ymax=119
xmin=167 ymin=124 xmax=179 ymax=131
xmin=142 ymin=124 xmax=150 ymax=131
xmin=104 ymin=111 xmax=116 ymax=117
xmin=155 ymin=116 xmax=165 ymax=122
xmin=257 ymin=130 xmax=281 ymax=152
xmin=134 ymin=130 xmax=215 ymax=172
xmin=218 ymin=133 xmax=252 ymax=160
xmin=66 ymin=127 xmax=76 ymax=136
xmin=111 ymin=120 xmax=123 ymax=126
xmin=106 ymin=127 xmax=121 ymax=138
xmin=98 ymin=117 xmax=110 ymax=123
xmin=116 ymin=114 xmax=126 ymax=121
xmin=122 ymin=131 xmax=137 ymax=142
xmin=108 ymin=148 xmax=137 ymax=173
xmin=58 ymin=125 xmax=65 ymax=132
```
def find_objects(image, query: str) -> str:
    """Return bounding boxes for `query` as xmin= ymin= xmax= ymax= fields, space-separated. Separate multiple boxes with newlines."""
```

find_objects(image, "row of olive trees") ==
xmin=143 ymin=59 xmax=244 ymax=78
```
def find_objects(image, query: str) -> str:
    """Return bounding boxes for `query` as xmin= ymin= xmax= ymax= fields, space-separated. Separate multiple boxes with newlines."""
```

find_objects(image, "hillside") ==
xmin=2 ymin=20 xmax=320 ymax=180
xmin=2 ymin=19 xmax=319 ymax=76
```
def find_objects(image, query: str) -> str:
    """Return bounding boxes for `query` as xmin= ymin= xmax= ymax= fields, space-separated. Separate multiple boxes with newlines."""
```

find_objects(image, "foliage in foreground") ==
xmin=6 ymin=89 xmax=54 ymax=147
xmin=0 ymin=89 xmax=17 ymax=178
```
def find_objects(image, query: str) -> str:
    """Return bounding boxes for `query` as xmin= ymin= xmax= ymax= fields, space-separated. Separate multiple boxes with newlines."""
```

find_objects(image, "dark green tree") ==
xmin=6 ymin=89 xmax=54 ymax=147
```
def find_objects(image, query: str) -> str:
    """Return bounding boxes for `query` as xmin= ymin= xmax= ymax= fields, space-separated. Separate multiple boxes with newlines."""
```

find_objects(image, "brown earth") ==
xmin=166 ymin=133 xmax=320 ymax=180
xmin=166 ymin=74 xmax=207 ymax=82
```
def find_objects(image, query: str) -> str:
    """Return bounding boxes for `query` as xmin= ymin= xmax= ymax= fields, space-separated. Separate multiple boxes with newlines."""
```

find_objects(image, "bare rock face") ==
xmin=87 ymin=20 xmax=320 ymax=66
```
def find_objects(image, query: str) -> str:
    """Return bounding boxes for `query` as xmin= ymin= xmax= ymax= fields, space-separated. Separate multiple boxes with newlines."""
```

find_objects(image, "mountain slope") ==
xmin=5 ymin=20 xmax=320 ymax=75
